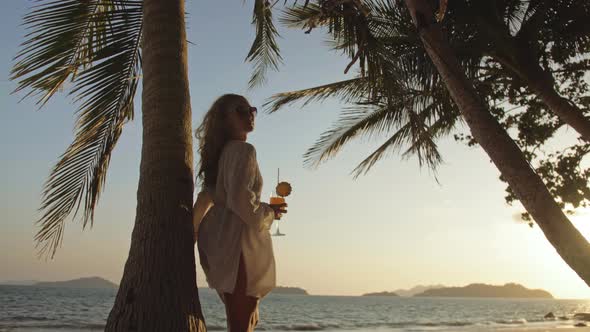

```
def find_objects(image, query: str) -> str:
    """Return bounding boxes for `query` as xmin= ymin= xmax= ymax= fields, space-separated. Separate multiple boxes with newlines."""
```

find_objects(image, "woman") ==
xmin=193 ymin=94 xmax=287 ymax=332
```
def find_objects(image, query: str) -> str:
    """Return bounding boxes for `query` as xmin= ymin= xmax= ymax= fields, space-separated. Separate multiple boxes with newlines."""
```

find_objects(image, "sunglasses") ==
xmin=236 ymin=106 xmax=258 ymax=118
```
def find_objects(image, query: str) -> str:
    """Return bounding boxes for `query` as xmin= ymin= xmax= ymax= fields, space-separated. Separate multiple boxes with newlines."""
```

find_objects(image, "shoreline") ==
xmin=325 ymin=328 xmax=590 ymax=332
xmin=497 ymin=328 xmax=590 ymax=331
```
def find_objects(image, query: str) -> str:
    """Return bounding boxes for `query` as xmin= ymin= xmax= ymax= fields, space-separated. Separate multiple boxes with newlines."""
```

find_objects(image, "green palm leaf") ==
xmin=272 ymin=0 xmax=458 ymax=174
xmin=279 ymin=2 xmax=323 ymax=31
xmin=351 ymin=98 xmax=459 ymax=178
xmin=246 ymin=0 xmax=283 ymax=89
xmin=303 ymin=101 xmax=409 ymax=169
xmin=13 ymin=0 xmax=113 ymax=105
xmin=271 ymin=0 xmax=483 ymax=178
xmin=11 ymin=0 xmax=143 ymax=258
xmin=303 ymin=83 xmax=458 ymax=175
xmin=264 ymin=77 xmax=370 ymax=113
xmin=350 ymin=112 xmax=430 ymax=178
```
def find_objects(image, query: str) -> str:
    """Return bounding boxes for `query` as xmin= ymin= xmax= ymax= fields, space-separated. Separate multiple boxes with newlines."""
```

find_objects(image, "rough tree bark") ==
xmin=105 ymin=0 xmax=206 ymax=330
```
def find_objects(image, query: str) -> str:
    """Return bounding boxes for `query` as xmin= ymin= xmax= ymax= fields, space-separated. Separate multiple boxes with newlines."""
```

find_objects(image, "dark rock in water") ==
xmin=544 ymin=312 xmax=555 ymax=319
xmin=574 ymin=313 xmax=590 ymax=321
xmin=575 ymin=322 xmax=587 ymax=327
xmin=559 ymin=316 xmax=569 ymax=321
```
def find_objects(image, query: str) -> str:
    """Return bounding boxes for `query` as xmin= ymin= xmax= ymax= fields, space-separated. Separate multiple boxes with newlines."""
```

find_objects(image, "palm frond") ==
xmin=264 ymin=77 xmax=370 ymax=113
xmin=12 ymin=0 xmax=117 ymax=106
xmin=246 ymin=0 xmax=283 ymax=89
xmin=302 ymin=101 xmax=403 ymax=168
xmin=304 ymin=80 xmax=458 ymax=173
xmin=282 ymin=0 xmax=386 ymax=79
xmin=368 ymin=0 xmax=447 ymax=89
xmin=515 ymin=0 xmax=546 ymax=38
xmin=273 ymin=0 xmax=464 ymax=178
xmin=350 ymin=99 xmax=458 ymax=178
xmin=279 ymin=2 xmax=324 ymax=31
xmin=501 ymin=0 xmax=528 ymax=35
xmin=12 ymin=0 xmax=143 ymax=258
xmin=348 ymin=117 xmax=418 ymax=178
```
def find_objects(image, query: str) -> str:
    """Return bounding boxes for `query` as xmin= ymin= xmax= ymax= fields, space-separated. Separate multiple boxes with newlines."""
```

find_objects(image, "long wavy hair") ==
xmin=195 ymin=94 xmax=247 ymax=189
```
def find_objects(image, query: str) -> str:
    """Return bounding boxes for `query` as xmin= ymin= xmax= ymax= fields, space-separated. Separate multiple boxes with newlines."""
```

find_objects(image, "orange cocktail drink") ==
xmin=269 ymin=196 xmax=285 ymax=205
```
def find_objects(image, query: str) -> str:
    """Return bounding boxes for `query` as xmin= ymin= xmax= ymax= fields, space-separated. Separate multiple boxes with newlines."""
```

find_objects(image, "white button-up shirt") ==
xmin=197 ymin=141 xmax=276 ymax=298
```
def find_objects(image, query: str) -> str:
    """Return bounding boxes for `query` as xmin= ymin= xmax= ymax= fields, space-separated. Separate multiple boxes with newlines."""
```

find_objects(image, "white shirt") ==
xmin=197 ymin=141 xmax=276 ymax=298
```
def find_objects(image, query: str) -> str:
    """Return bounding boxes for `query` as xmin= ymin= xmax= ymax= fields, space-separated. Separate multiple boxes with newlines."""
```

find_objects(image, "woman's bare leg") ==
xmin=223 ymin=254 xmax=260 ymax=332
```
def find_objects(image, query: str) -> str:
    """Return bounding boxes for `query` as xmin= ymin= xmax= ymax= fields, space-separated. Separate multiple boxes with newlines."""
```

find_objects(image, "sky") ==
xmin=1 ymin=0 xmax=590 ymax=299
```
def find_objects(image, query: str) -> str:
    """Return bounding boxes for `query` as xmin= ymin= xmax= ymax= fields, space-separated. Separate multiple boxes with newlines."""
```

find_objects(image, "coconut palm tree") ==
xmin=12 ymin=0 xmax=204 ymax=328
xmin=275 ymin=0 xmax=590 ymax=159
xmin=273 ymin=0 xmax=590 ymax=212
xmin=267 ymin=0 xmax=590 ymax=285
xmin=401 ymin=0 xmax=590 ymax=285
xmin=10 ymin=0 xmax=282 ymax=329
xmin=409 ymin=0 xmax=590 ymax=142
xmin=458 ymin=0 xmax=590 ymax=141
xmin=102 ymin=0 xmax=206 ymax=328
xmin=270 ymin=1 xmax=461 ymax=174
xmin=378 ymin=0 xmax=590 ymax=142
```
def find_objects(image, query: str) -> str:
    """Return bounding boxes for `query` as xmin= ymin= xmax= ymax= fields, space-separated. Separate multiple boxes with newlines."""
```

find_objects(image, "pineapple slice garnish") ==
xmin=276 ymin=182 xmax=292 ymax=197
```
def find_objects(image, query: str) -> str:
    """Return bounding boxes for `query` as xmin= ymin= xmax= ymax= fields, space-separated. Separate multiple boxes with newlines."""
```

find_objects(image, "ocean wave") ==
xmin=0 ymin=318 xmax=566 ymax=332
xmin=0 ymin=315 xmax=53 ymax=322
xmin=278 ymin=324 xmax=325 ymax=331
xmin=438 ymin=321 xmax=475 ymax=327
xmin=370 ymin=321 xmax=474 ymax=328
xmin=0 ymin=322 xmax=105 ymax=330
xmin=260 ymin=320 xmax=476 ymax=331
xmin=393 ymin=321 xmax=474 ymax=328
xmin=263 ymin=323 xmax=341 ymax=331
xmin=493 ymin=318 xmax=528 ymax=325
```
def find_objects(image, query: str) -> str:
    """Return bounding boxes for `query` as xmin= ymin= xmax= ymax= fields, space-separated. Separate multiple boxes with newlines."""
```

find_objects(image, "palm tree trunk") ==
xmin=105 ymin=0 xmax=205 ymax=330
xmin=493 ymin=53 xmax=590 ymax=141
xmin=403 ymin=0 xmax=590 ymax=286
xmin=528 ymin=72 xmax=590 ymax=141
xmin=476 ymin=16 xmax=590 ymax=142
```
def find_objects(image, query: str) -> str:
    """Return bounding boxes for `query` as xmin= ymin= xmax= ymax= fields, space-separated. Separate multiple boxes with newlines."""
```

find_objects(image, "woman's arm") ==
xmin=225 ymin=143 xmax=275 ymax=231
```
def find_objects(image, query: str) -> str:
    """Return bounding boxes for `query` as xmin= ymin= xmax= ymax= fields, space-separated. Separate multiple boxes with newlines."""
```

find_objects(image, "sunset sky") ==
xmin=1 ymin=0 xmax=590 ymax=299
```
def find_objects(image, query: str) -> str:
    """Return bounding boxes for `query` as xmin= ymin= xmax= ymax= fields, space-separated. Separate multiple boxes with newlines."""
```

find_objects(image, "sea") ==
xmin=2 ymin=285 xmax=590 ymax=332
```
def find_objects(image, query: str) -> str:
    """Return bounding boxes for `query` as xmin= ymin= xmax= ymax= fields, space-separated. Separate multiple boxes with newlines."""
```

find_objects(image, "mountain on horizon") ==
xmin=272 ymin=286 xmax=308 ymax=295
xmin=0 ymin=279 xmax=39 ymax=286
xmin=414 ymin=283 xmax=553 ymax=299
xmin=33 ymin=277 xmax=117 ymax=289
xmin=362 ymin=291 xmax=399 ymax=297
xmin=393 ymin=284 xmax=446 ymax=297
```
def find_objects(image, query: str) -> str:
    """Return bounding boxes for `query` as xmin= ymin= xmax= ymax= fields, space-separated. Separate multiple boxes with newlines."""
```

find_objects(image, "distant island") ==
xmin=414 ymin=283 xmax=553 ymax=299
xmin=393 ymin=285 xmax=445 ymax=297
xmin=272 ymin=286 xmax=308 ymax=295
xmin=362 ymin=285 xmax=446 ymax=297
xmin=362 ymin=291 xmax=399 ymax=297
xmin=34 ymin=277 xmax=118 ymax=289
xmin=0 ymin=280 xmax=39 ymax=286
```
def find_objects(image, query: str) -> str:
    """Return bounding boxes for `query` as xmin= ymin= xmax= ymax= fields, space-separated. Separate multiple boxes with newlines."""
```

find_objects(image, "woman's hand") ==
xmin=269 ymin=203 xmax=288 ymax=220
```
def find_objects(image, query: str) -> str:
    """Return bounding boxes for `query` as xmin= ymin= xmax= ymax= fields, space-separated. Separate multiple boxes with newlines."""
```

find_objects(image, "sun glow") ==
xmin=542 ymin=208 xmax=590 ymax=299
xmin=570 ymin=208 xmax=590 ymax=241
